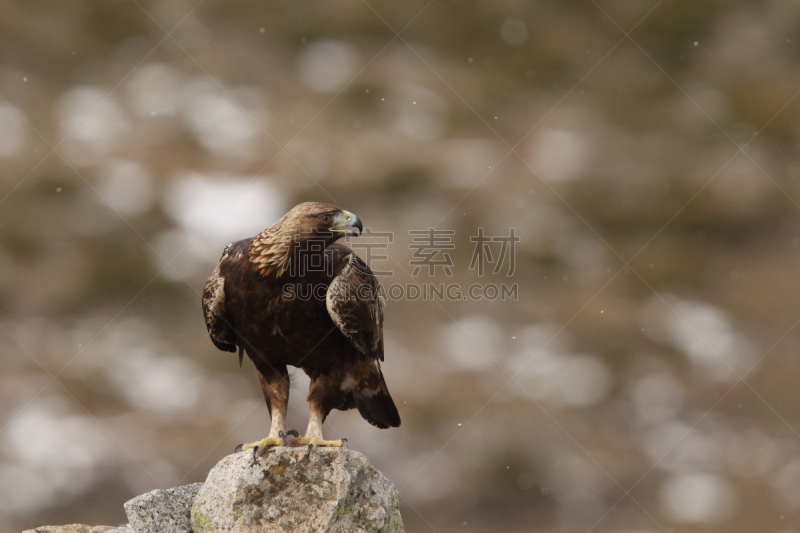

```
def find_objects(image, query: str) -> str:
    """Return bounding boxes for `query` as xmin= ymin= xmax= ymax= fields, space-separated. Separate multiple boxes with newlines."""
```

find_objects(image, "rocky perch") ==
xmin=27 ymin=447 xmax=404 ymax=533
xmin=23 ymin=527 xmax=134 ymax=533
xmin=192 ymin=446 xmax=404 ymax=532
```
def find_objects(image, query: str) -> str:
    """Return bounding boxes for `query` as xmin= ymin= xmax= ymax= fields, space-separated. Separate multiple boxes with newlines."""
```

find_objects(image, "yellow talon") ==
xmin=293 ymin=436 xmax=345 ymax=447
xmin=291 ymin=436 xmax=346 ymax=456
xmin=235 ymin=436 xmax=283 ymax=460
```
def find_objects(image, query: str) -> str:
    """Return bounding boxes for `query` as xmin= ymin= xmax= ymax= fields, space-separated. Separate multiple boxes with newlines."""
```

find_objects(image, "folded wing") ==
xmin=326 ymin=252 xmax=399 ymax=428
xmin=326 ymin=253 xmax=384 ymax=361
xmin=202 ymin=244 xmax=237 ymax=354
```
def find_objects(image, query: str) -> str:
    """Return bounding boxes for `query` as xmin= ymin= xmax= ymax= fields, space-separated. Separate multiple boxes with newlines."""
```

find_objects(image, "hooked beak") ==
xmin=330 ymin=210 xmax=363 ymax=236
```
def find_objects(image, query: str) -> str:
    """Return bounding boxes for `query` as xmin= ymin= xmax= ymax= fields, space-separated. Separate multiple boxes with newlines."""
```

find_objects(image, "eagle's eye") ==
xmin=320 ymin=214 xmax=332 ymax=225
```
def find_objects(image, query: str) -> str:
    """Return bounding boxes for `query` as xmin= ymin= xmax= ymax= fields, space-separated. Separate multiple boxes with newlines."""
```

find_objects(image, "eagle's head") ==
xmin=287 ymin=202 xmax=363 ymax=242
xmin=249 ymin=202 xmax=363 ymax=276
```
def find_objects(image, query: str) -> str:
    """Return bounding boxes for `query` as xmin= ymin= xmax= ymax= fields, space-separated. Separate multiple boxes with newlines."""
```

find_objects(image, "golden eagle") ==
xmin=202 ymin=202 xmax=400 ymax=455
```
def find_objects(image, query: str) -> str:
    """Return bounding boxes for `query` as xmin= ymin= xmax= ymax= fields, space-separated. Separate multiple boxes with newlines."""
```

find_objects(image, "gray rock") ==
xmin=191 ymin=447 xmax=404 ymax=533
xmin=23 ymin=526 xmax=133 ymax=533
xmin=124 ymin=482 xmax=203 ymax=533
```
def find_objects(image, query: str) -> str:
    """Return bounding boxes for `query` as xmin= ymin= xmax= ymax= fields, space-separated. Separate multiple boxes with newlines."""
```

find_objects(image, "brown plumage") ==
xmin=202 ymin=202 xmax=400 ymax=451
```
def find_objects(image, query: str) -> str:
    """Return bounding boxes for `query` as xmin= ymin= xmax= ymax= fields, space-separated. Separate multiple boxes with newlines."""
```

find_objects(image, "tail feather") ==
xmin=355 ymin=373 xmax=401 ymax=429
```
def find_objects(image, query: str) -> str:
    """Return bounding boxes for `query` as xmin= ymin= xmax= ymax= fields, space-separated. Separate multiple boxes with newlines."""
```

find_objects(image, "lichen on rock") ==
xmin=191 ymin=447 xmax=404 ymax=533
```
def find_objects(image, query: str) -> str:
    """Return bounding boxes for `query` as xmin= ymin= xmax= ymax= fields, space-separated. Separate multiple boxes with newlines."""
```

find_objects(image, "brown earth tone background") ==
xmin=3 ymin=1 xmax=800 ymax=532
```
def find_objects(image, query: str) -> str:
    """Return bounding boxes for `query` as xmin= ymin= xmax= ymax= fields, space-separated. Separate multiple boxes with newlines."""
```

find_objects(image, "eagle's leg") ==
xmin=293 ymin=379 xmax=346 ymax=451
xmin=236 ymin=366 xmax=289 ymax=457
xmin=293 ymin=405 xmax=346 ymax=451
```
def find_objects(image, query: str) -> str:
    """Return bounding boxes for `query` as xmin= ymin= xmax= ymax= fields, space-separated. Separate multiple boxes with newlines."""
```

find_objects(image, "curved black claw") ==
xmin=234 ymin=443 xmax=244 ymax=453
xmin=306 ymin=443 xmax=314 ymax=458
xmin=341 ymin=438 xmax=349 ymax=448
xmin=252 ymin=445 xmax=260 ymax=465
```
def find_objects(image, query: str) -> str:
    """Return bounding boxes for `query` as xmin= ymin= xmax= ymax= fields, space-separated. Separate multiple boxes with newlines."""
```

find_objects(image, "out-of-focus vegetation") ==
xmin=3 ymin=1 xmax=800 ymax=531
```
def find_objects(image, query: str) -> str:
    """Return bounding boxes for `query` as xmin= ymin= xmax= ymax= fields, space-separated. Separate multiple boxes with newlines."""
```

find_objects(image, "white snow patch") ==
xmin=58 ymin=86 xmax=128 ymax=163
xmin=181 ymin=80 xmax=266 ymax=160
xmin=126 ymin=62 xmax=184 ymax=117
xmin=441 ymin=316 xmax=502 ymax=371
xmin=0 ymin=399 xmax=116 ymax=516
xmin=97 ymin=159 xmax=154 ymax=216
xmin=501 ymin=18 xmax=528 ymax=46
xmin=296 ymin=40 xmax=361 ymax=94
xmin=640 ymin=294 xmax=757 ymax=383
xmin=109 ymin=348 xmax=206 ymax=415
xmin=528 ymin=128 xmax=587 ymax=183
xmin=162 ymin=171 xmax=286 ymax=251
xmin=659 ymin=473 xmax=736 ymax=524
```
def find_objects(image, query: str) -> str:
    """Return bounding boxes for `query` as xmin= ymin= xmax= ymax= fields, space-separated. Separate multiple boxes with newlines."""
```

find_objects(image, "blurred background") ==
xmin=2 ymin=1 xmax=800 ymax=531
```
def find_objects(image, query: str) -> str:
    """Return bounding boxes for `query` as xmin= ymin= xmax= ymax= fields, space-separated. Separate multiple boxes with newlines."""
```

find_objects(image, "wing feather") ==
xmin=202 ymin=243 xmax=237 ymax=353
xmin=326 ymin=253 xmax=384 ymax=361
